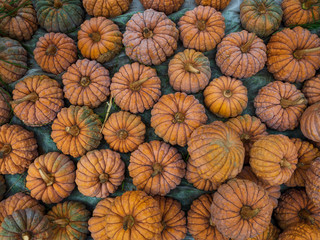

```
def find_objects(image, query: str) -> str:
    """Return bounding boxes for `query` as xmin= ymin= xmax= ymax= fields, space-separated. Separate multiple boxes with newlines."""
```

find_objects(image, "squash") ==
xmin=303 ymin=75 xmax=320 ymax=105
xmin=195 ymin=0 xmax=231 ymax=11
xmin=83 ymin=0 xmax=132 ymax=18
xmin=247 ymin=223 xmax=280 ymax=240
xmin=139 ymin=0 xmax=184 ymax=14
xmin=306 ymin=158 xmax=320 ymax=208
xmin=278 ymin=223 xmax=320 ymax=239
xmin=0 ymin=89 xmax=11 ymax=125
xmin=300 ymin=102 xmax=320 ymax=142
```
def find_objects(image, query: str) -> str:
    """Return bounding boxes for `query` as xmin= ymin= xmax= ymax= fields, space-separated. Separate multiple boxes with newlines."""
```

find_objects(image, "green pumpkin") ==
xmin=0 ymin=175 xmax=5 ymax=201
xmin=35 ymin=0 xmax=84 ymax=33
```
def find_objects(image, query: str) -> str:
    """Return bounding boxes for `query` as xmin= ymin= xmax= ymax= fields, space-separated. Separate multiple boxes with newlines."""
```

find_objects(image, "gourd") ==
xmin=300 ymin=102 xmax=320 ymax=142
xmin=278 ymin=223 xmax=320 ymax=239
xmin=83 ymin=0 xmax=132 ymax=18
xmin=139 ymin=0 xmax=184 ymax=14
xmin=303 ymin=75 xmax=320 ymax=105
xmin=195 ymin=0 xmax=231 ymax=11
xmin=306 ymin=158 xmax=320 ymax=208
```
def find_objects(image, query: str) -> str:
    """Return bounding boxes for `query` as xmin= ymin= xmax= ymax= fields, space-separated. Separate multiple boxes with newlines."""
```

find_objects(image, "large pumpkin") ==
xmin=306 ymin=158 xmax=320 ymax=208
xmin=300 ymin=102 xmax=320 ymax=142
xmin=247 ymin=223 xmax=280 ymax=240
xmin=195 ymin=0 xmax=231 ymax=11
xmin=83 ymin=0 xmax=132 ymax=18
xmin=0 ymin=89 xmax=11 ymax=125
xmin=139 ymin=0 xmax=184 ymax=14
xmin=279 ymin=223 xmax=320 ymax=239
xmin=303 ymin=75 xmax=320 ymax=105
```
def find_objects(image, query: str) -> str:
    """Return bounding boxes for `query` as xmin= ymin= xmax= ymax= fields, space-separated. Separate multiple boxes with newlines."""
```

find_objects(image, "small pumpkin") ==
xmin=203 ymin=76 xmax=248 ymax=118
xmin=139 ymin=0 xmax=184 ymax=14
xmin=123 ymin=9 xmax=179 ymax=65
xmin=247 ymin=223 xmax=280 ymax=240
xmin=34 ymin=32 xmax=78 ymax=75
xmin=300 ymin=102 xmax=320 ymax=142
xmin=278 ymin=223 xmax=320 ymax=240
xmin=78 ymin=17 xmax=123 ymax=63
xmin=195 ymin=0 xmax=231 ymax=11
xmin=62 ymin=59 xmax=111 ymax=108
xmin=306 ymin=158 xmax=320 ymax=208
xmin=0 ymin=175 xmax=4 ymax=201
xmin=168 ymin=49 xmax=211 ymax=94
xmin=303 ymin=75 xmax=320 ymax=105
xmin=178 ymin=6 xmax=225 ymax=52
xmin=151 ymin=92 xmax=207 ymax=147
xmin=111 ymin=62 xmax=161 ymax=114
xmin=83 ymin=0 xmax=132 ymax=18
xmin=0 ymin=89 xmax=11 ymax=125
xmin=51 ymin=105 xmax=102 ymax=158
xmin=102 ymin=111 xmax=146 ymax=153
xmin=129 ymin=140 xmax=186 ymax=196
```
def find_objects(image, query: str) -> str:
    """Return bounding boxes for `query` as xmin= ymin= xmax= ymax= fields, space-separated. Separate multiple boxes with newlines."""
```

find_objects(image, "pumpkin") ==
xmin=11 ymin=75 xmax=64 ymax=127
xmin=306 ymin=158 xmax=320 ymax=208
xmin=0 ymin=89 xmax=11 ymax=125
xmin=267 ymin=27 xmax=320 ymax=83
xmin=0 ymin=175 xmax=4 ymax=201
xmin=216 ymin=30 xmax=267 ymax=79
xmin=178 ymin=6 xmax=225 ymax=52
xmin=51 ymin=105 xmax=102 ymax=158
xmin=62 ymin=59 xmax=111 ymax=108
xmin=0 ymin=37 xmax=27 ymax=84
xmin=129 ymin=140 xmax=186 ymax=196
xmin=303 ymin=75 xmax=320 ymax=105
xmin=204 ymin=76 xmax=248 ymax=118
xmin=105 ymin=191 xmax=162 ymax=240
xmin=281 ymin=0 xmax=320 ymax=26
xmin=139 ymin=0 xmax=184 ymax=14
xmin=278 ymin=223 xmax=320 ymax=240
xmin=26 ymin=152 xmax=76 ymax=204
xmin=34 ymin=32 xmax=78 ymax=75
xmin=83 ymin=0 xmax=132 ymax=18
xmin=254 ymin=81 xmax=307 ymax=131
xmin=151 ymin=92 xmax=207 ymax=147
xmin=195 ymin=0 xmax=231 ymax=11
xmin=240 ymin=0 xmax=283 ymax=37
xmin=102 ymin=111 xmax=146 ymax=153
xmin=111 ymin=62 xmax=161 ymax=114
xmin=211 ymin=179 xmax=273 ymax=240
xmin=250 ymin=134 xmax=298 ymax=186
xmin=247 ymin=223 xmax=280 ymax=240
xmin=0 ymin=0 xmax=38 ymax=41
xmin=78 ymin=17 xmax=123 ymax=63
xmin=123 ymin=9 xmax=179 ymax=65
xmin=0 ymin=124 xmax=38 ymax=175
xmin=300 ymin=102 xmax=320 ymax=142
xmin=46 ymin=201 xmax=91 ymax=240
xmin=168 ymin=49 xmax=211 ymax=94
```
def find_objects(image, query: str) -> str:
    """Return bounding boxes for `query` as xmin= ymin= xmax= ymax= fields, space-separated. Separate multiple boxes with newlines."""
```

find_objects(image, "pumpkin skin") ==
xmin=203 ymin=76 xmax=248 ymax=118
xmin=129 ymin=140 xmax=186 ymax=196
xmin=46 ymin=201 xmax=91 ymax=240
xmin=0 ymin=175 xmax=4 ymax=201
xmin=211 ymin=179 xmax=273 ymax=240
xmin=306 ymin=158 xmax=320 ymax=208
xmin=0 ymin=124 xmax=38 ymax=175
xmin=34 ymin=32 xmax=78 ymax=75
xmin=26 ymin=152 xmax=76 ymax=204
xmin=300 ymin=102 xmax=320 ymax=142
xmin=247 ymin=223 xmax=280 ymax=240
xmin=83 ymin=0 xmax=132 ymax=18
xmin=267 ymin=27 xmax=320 ymax=83
xmin=0 ymin=37 xmax=27 ymax=84
xmin=216 ymin=30 xmax=267 ymax=79
xmin=0 ymin=0 xmax=38 ymax=41
xmin=240 ymin=0 xmax=283 ymax=38
xmin=123 ymin=9 xmax=179 ymax=66
xmin=195 ymin=0 xmax=231 ymax=10
xmin=111 ymin=62 xmax=161 ymax=114
xmin=303 ymin=75 xmax=320 ymax=105
xmin=51 ymin=105 xmax=102 ymax=158
xmin=62 ymin=59 xmax=111 ymax=108
xmin=139 ymin=0 xmax=184 ymax=15
xmin=254 ymin=81 xmax=307 ymax=131
xmin=178 ymin=6 xmax=225 ymax=52
xmin=168 ymin=49 xmax=211 ymax=94
xmin=102 ymin=111 xmax=146 ymax=153
xmin=151 ymin=92 xmax=207 ymax=147
xmin=11 ymin=75 xmax=64 ymax=127
xmin=278 ymin=223 xmax=320 ymax=240
xmin=0 ymin=89 xmax=11 ymax=125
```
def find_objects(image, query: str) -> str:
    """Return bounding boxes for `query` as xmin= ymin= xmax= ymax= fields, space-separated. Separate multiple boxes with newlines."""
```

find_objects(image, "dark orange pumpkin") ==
xmin=0 ymin=88 xmax=11 ymax=125
xmin=303 ymin=75 xmax=320 ymax=105
xmin=306 ymin=158 xmax=320 ymax=208
xmin=247 ymin=223 xmax=280 ymax=240
xmin=300 ymin=102 xmax=320 ymax=142
xmin=195 ymin=0 xmax=231 ymax=10
xmin=83 ymin=0 xmax=132 ymax=18
xmin=278 ymin=223 xmax=320 ymax=239
xmin=139 ymin=0 xmax=184 ymax=14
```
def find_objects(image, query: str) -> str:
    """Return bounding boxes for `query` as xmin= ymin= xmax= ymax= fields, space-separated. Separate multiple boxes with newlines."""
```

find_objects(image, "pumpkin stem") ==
xmin=172 ymin=112 xmax=185 ymax=123
xmin=294 ymin=47 xmax=320 ymax=59
xmin=99 ymin=173 xmax=109 ymax=183
xmin=54 ymin=0 xmax=63 ymax=8
xmin=240 ymin=33 xmax=256 ymax=53
xmin=117 ymin=129 xmax=128 ymax=140
xmin=53 ymin=218 xmax=70 ymax=227
xmin=151 ymin=163 xmax=163 ymax=177
xmin=280 ymin=159 xmax=292 ymax=169
xmin=240 ymin=206 xmax=260 ymax=220
xmin=209 ymin=217 xmax=215 ymax=227
xmin=123 ymin=215 xmax=135 ymax=230
xmin=302 ymin=0 xmax=319 ymax=10
xmin=80 ymin=77 xmax=91 ymax=87
xmin=65 ymin=125 xmax=80 ymax=136
xmin=130 ymin=77 xmax=149 ymax=91
xmin=143 ymin=28 xmax=153 ymax=38
xmin=100 ymin=96 xmax=113 ymax=133
xmin=21 ymin=232 xmax=32 ymax=240
xmin=196 ymin=20 xmax=206 ymax=31
xmin=185 ymin=63 xmax=200 ymax=74
xmin=257 ymin=3 xmax=267 ymax=14
xmin=280 ymin=97 xmax=307 ymax=108
xmin=46 ymin=44 xmax=58 ymax=55
xmin=223 ymin=89 xmax=233 ymax=98
xmin=10 ymin=92 xmax=38 ymax=105
xmin=298 ymin=208 xmax=315 ymax=224
xmin=38 ymin=167 xmax=54 ymax=186
xmin=89 ymin=32 xmax=101 ymax=42
xmin=0 ymin=144 xmax=12 ymax=158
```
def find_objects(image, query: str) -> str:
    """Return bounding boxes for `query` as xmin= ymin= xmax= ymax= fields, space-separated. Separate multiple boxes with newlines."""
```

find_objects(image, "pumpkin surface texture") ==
xmin=300 ymin=102 xmax=320 ymax=142
xmin=303 ymin=74 xmax=320 ymax=105
xmin=247 ymin=223 xmax=280 ymax=240
xmin=0 ymin=89 xmax=11 ymax=125
xmin=139 ymin=0 xmax=184 ymax=14
xmin=83 ymin=0 xmax=132 ymax=18
xmin=278 ymin=223 xmax=320 ymax=239
xmin=306 ymin=158 xmax=320 ymax=208
xmin=195 ymin=0 xmax=231 ymax=11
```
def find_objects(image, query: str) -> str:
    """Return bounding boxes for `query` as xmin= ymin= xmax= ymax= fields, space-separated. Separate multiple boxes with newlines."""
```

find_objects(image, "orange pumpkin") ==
xmin=278 ymin=223 xmax=320 ymax=240
xmin=83 ymin=0 xmax=132 ymax=18
xmin=303 ymin=75 xmax=320 ymax=105
xmin=139 ymin=0 xmax=184 ymax=14
xmin=300 ymin=102 xmax=320 ymax=142
xmin=306 ymin=158 xmax=320 ymax=208
xmin=0 ymin=88 xmax=11 ymax=125
xmin=247 ymin=223 xmax=280 ymax=240
xmin=195 ymin=0 xmax=231 ymax=10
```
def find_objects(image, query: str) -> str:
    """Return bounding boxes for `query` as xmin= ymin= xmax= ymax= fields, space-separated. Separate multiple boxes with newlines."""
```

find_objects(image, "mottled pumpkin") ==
xmin=111 ymin=62 xmax=161 ymax=114
xmin=247 ymin=223 xmax=280 ymax=240
xmin=300 ymin=102 xmax=320 ymax=142
xmin=51 ymin=105 xmax=102 ymax=158
xmin=204 ymin=76 xmax=248 ymax=118
xmin=123 ymin=9 xmax=179 ymax=65
xmin=140 ymin=0 xmax=184 ymax=14
xmin=267 ymin=27 xmax=320 ymax=83
xmin=306 ymin=158 xmax=320 ymax=208
xmin=62 ymin=59 xmax=111 ymax=108
xmin=278 ymin=223 xmax=320 ymax=240
xmin=303 ymin=75 xmax=320 ymax=105
xmin=151 ymin=92 xmax=207 ymax=147
xmin=34 ymin=32 xmax=78 ymax=75
xmin=168 ymin=49 xmax=211 ymax=94
xmin=0 ymin=89 xmax=11 ymax=125
xmin=0 ymin=175 xmax=4 ymax=201
xmin=129 ymin=141 xmax=186 ymax=196
xmin=254 ymin=81 xmax=307 ymax=131
xmin=195 ymin=0 xmax=231 ymax=11
xmin=102 ymin=111 xmax=146 ymax=153
xmin=178 ymin=6 xmax=225 ymax=52
xmin=83 ymin=0 xmax=132 ymax=18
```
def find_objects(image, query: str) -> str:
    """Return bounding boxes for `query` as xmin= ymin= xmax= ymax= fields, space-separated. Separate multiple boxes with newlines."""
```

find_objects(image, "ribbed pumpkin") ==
xmin=0 ymin=0 xmax=38 ymax=41
xmin=139 ymin=0 xmax=184 ymax=14
xmin=129 ymin=141 xmax=186 ymax=196
xmin=211 ymin=179 xmax=273 ymax=240
xmin=240 ymin=0 xmax=283 ymax=37
xmin=247 ymin=223 xmax=280 ymax=240
xmin=11 ymin=75 xmax=64 ymax=127
xmin=62 ymin=59 xmax=110 ymax=108
xmin=303 ymin=75 xmax=320 ymax=105
xmin=203 ymin=76 xmax=248 ymax=118
xmin=178 ymin=6 xmax=225 ymax=52
xmin=35 ymin=0 xmax=84 ymax=33
xmin=254 ymin=81 xmax=307 ymax=131
xmin=51 ymin=105 xmax=102 ymax=158
xmin=195 ymin=0 xmax=231 ymax=11
xmin=26 ymin=152 xmax=76 ymax=204
xmin=46 ymin=201 xmax=91 ymax=240
xmin=300 ymin=102 xmax=320 ymax=142
xmin=78 ymin=17 xmax=123 ymax=63
xmin=123 ymin=9 xmax=179 ymax=65
xmin=83 ymin=0 xmax=132 ymax=18
xmin=267 ymin=27 xmax=320 ymax=83
xmin=111 ymin=62 xmax=161 ymax=114
xmin=216 ymin=30 xmax=267 ymax=79
xmin=34 ymin=32 xmax=78 ymax=75
xmin=168 ymin=49 xmax=211 ymax=94
xmin=102 ymin=111 xmax=146 ymax=153
xmin=0 ymin=89 xmax=11 ymax=125
xmin=0 ymin=175 xmax=4 ymax=201
xmin=0 ymin=37 xmax=27 ymax=84
xmin=0 ymin=124 xmax=38 ymax=175
xmin=306 ymin=158 xmax=320 ymax=208
xmin=278 ymin=223 xmax=320 ymax=240
xmin=151 ymin=92 xmax=207 ymax=147
xmin=250 ymin=134 xmax=298 ymax=186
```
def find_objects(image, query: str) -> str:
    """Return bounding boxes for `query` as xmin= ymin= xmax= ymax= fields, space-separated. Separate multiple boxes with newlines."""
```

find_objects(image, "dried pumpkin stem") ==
xmin=117 ymin=129 xmax=128 ymax=140
xmin=80 ymin=76 xmax=91 ymax=87
xmin=54 ymin=0 xmax=63 ymax=8
xmin=0 ymin=144 xmax=12 ymax=158
xmin=258 ymin=3 xmax=267 ymax=14
xmin=65 ymin=125 xmax=80 ymax=136
xmin=240 ymin=206 xmax=260 ymax=220
xmin=302 ymin=0 xmax=319 ymax=10
xmin=53 ymin=218 xmax=70 ymax=227
xmin=100 ymin=96 xmax=113 ymax=133
xmin=240 ymin=133 xmax=250 ymax=141
xmin=21 ymin=232 xmax=32 ymax=240
xmin=240 ymin=33 xmax=256 ymax=53
xmin=46 ymin=44 xmax=58 ymax=55
xmin=143 ymin=28 xmax=153 ymax=38
xmin=89 ymin=32 xmax=101 ymax=42
xmin=298 ymin=208 xmax=315 ymax=224
xmin=280 ymin=159 xmax=292 ymax=168
xmin=209 ymin=217 xmax=215 ymax=227
xmin=196 ymin=20 xmax=206 ymax=31
xmin=151 ymin=163 xmax=163 ymax=177
xmin=223 ymin=89 xmax=233 ymax=98
xmin=10 ymin=92 xmax=38 ymax=105
xmin=38 ymin=167 xmax=54 ymax=186
xmin=130 ymin=77 xmax=149 ymax=91
xmin=99 ymin=173 xmax=109 ymax=183
xmin=280 ymin=97 xmax=307 ymax=108
xmin=123 ymin=215 xmax=135 ymax=230
xmin=294 ymin=47 xmax=320 ymax=59
xmin=172 ymin=112 xmax=185 ymax=123
xmin=185 ymin=63 xmax=200 ymax=74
